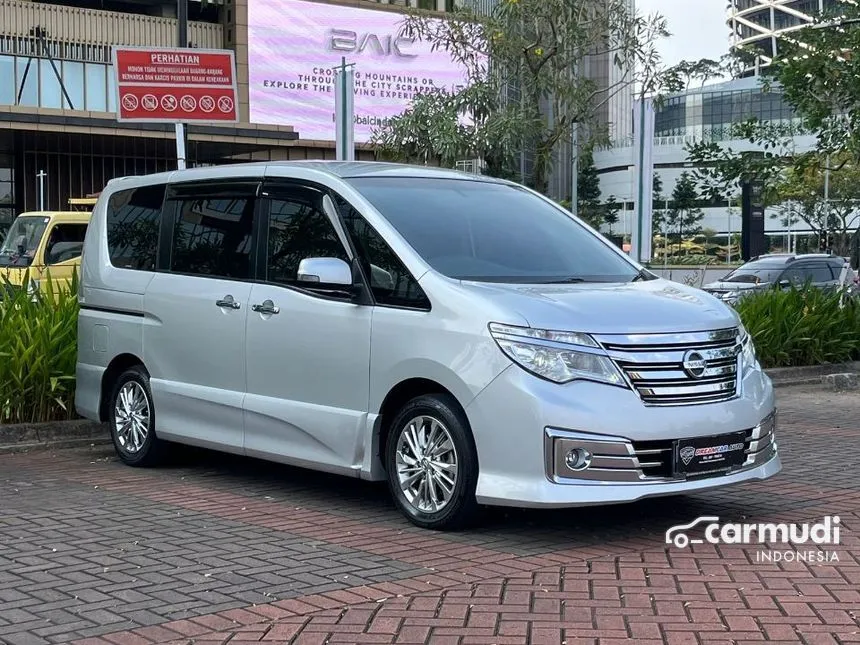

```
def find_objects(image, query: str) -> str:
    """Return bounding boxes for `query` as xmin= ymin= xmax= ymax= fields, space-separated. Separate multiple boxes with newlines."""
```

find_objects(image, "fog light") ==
xmin=565 ymin=448 xmax=592 ymax=471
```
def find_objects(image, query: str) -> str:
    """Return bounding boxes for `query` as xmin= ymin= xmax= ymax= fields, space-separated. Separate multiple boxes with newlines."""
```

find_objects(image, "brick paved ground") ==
xmin=1 ymin=385 xmax=858 ymax=645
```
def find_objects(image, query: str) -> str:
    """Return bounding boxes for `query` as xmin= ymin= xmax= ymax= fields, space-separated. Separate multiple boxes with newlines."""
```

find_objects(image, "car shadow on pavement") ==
xmin=151 ymin=442 xmax=797 ymax=554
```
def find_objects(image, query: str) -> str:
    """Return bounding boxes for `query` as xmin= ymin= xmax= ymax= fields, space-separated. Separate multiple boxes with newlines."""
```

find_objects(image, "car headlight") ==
xmin=738 ymin=324 xmax=759 ymax=373
xmin=489 ymin=323 xmax=625 ymax=386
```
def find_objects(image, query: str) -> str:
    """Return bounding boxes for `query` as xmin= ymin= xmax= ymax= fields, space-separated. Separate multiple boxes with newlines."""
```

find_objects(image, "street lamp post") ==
xmin=36 ymin=170 xmax=46 ymax=211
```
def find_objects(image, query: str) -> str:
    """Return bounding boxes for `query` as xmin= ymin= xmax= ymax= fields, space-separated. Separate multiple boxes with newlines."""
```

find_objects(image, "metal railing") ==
xmin=0 ymin=0 xmax=223 ymax=60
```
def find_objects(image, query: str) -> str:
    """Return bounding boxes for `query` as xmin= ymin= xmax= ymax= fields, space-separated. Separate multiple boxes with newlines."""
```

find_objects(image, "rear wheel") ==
xmin=385 ymin=394 xmax=479 ymax=530
xmin=108 ymin=366 xmax=162 ymax=467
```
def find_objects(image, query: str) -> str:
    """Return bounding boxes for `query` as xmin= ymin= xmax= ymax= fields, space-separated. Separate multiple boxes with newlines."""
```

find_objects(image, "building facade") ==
xmin=594 ymin=76 xmax=817 ymax=248
xmin=729 ymin=0 xmax=839 ymax=75
xmin=0 ymin=0 xmax=633 ymax=233
xmin=0 ymin=0 xmax=458 ymax=231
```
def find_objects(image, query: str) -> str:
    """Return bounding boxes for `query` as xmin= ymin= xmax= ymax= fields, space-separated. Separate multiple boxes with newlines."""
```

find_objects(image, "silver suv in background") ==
xmin=702 ymin=253 xmax=855 ymax=306
xmin=75 ymin=162 xmax=781 ymax=530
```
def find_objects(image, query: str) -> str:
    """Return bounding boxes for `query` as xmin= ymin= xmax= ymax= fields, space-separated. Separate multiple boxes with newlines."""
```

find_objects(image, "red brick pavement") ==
xmin=1 ymin=386 xmax=859 ymax=644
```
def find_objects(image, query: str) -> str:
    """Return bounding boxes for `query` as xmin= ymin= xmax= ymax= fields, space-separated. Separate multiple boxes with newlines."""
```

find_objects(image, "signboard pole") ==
xmin=334 ymin=57 xmax=355 ymax=161
xmin=176 ymin=0 xmax=189 ymax=170
xmin=175 ymin=123 xmax=188 ymax=170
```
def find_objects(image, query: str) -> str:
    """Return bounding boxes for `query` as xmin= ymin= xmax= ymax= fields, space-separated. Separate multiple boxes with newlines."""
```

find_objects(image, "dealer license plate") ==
xmin=674 ymin=431 xmax=747 ymax=476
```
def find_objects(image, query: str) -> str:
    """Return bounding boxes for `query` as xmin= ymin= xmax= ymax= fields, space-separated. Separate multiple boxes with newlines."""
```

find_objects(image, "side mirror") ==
xmin=778 ymin=279 xmax=791 ymax=289
xmin=297 ymin=257 xmax=353 ymax=287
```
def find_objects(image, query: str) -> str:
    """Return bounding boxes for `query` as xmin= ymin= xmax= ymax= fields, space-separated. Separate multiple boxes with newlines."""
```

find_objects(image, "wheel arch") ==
xmin=99 ymin=353 xmax=147 ymax=422
xmin=375 ymin=377 xmax=473 ymax=474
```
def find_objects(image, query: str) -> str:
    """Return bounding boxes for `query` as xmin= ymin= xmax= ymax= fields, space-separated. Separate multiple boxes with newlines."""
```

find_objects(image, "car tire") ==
xmin=107 ymin=366 xmax=162 ymax=467
xmin=384 ymin=394 xmax=480 ymax=530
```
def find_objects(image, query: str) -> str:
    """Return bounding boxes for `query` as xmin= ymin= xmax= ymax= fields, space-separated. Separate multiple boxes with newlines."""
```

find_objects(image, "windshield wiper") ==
xmin=631 ymin=268 xmax=657 ymax=282
xmin=541 ymin=277 xmax=586 ymax=284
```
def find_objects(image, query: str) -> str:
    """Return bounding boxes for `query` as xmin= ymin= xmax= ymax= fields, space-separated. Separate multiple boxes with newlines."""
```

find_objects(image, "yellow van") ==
xmin=0 ymin=210 xmax=91 ymax=298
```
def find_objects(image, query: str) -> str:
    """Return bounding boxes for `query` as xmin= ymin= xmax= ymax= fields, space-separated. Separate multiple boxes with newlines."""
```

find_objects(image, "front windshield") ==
xmin=721 ymin=261 xmax=784 ymax=284
xmin=347 ymin=177 xmax=639 ymax=284
xmin=0 ymin=216 xmax=48 ymax=267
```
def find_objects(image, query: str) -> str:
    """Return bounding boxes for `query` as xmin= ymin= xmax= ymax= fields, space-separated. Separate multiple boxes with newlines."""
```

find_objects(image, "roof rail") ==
xmin=751 ymin=253 xmax=793 ymax=261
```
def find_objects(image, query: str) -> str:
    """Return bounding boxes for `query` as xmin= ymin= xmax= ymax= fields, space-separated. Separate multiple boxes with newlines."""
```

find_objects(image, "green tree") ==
xmin=602 ymin=194 xmax=622 ymax=235
xmin=667 ymin=172 xmax=704 ymax=253
xmin=663 ymin=58 xmax=724 ymax=90
xmin=577 ymin=147 xmax=603 ymax=228
xmin=372 ymin=82 xmax=524 ymax=179
xmin=375 ymin=0 xmax=669 ymax=193
xmin=683 ymin=2 xmax=860 ymax=263
xmin=651 ymin=172 xmax=667 ymax=232
xmin=772 ymin=153 xmax=860 ymax=254
xmin=763 ymin=1 xmax=860 ymax=160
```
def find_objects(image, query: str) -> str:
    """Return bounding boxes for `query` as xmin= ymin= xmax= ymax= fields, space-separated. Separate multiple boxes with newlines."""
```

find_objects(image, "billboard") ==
xmin=247 ymin=0 xmax=474 ymax=143
xmin=113 ymin=47 xmax=238 ymax=123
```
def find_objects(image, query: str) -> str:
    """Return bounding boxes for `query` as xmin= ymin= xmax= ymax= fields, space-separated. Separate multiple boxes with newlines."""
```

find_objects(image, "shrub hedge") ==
xmin=0 ymin=272 xmax=79 ymax=425
xmin=0 ymin=275 xmax=856 ymax=426
xmin=734 ymin=283 xmax=860 ymax=368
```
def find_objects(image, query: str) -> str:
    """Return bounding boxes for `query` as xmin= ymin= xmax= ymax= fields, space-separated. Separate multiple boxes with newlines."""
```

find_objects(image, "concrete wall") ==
xmin=652 ymin=266 xmax=736 ymax=287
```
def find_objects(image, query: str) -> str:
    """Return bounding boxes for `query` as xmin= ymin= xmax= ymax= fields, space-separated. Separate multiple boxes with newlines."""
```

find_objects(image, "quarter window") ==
xmin=107 ymin=184 xmax=166 ymax=271
xmin=169 ymin=196 xmax=254 ymax=279
xmin=336 ymin=196 xmax=429 ymax=309
xmin=265 ymin=189 xmax=349 ymax=286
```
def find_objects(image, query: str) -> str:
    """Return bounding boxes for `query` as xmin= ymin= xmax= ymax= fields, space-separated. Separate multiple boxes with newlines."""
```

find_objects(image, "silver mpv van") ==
xmin=75 ymin=162 xmax=781 ymax=530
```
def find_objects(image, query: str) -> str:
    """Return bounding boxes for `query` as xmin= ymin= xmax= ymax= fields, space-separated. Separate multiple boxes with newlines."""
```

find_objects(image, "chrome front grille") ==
xmin=593 ymin=328 xmax=742 ymax=406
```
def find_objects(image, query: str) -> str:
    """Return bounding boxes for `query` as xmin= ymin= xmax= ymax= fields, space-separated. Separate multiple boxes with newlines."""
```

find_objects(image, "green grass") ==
xmin=0 ymin=270 xmax=79 ymax=425
xmin=735 ymin=283 xmax=860 ymax=368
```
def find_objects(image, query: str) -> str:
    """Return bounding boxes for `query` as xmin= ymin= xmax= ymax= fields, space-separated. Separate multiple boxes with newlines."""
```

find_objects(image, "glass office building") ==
xmin=653 ymin=77 xmax=800 ymax=142
xmin=729 ymin=0 xmax=840 ymax=75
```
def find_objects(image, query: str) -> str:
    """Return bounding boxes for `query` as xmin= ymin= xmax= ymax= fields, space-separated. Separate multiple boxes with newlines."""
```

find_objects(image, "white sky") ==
xmin=638 ymin=0 xmax=731 ymax=68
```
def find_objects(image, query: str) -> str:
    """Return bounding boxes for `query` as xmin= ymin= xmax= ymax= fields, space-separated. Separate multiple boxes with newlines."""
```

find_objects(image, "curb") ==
xmin=766 ymin=361 xmax=860 ymax=389
xmin=0 ymin=420 xmax=110 ymax=454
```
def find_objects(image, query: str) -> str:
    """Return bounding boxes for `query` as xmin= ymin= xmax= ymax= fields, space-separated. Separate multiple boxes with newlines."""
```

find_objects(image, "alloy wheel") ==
xmin=114 ymin=381 xmax=150 ymax=454
xmin=395 ymin=415 xmax=459 ymax=513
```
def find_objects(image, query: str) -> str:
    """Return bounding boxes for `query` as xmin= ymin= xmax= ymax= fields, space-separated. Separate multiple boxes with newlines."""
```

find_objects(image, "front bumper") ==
xmin=465 ymin=364 xmax=781 ymax=508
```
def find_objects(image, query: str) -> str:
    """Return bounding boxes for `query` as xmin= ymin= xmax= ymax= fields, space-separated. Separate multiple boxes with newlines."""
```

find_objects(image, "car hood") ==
xmin=458 ymin=278 xmax=738 ymax=335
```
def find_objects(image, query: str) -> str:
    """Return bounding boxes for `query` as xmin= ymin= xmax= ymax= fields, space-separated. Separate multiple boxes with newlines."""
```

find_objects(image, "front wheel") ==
xmin=108 ymin=366 xmax=162 ymax=467
xmin=385 ymin=394 xmax=479 ymax=530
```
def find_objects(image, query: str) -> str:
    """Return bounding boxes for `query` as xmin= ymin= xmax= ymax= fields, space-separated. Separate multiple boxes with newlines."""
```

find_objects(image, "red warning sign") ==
xmin=113 ymin=47 xmax=238 ymax=123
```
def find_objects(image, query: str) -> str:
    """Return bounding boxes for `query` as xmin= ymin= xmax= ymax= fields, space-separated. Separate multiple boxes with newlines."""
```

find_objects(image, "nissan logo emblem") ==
xmin=682 ymin=351 xmax=708 ymax=379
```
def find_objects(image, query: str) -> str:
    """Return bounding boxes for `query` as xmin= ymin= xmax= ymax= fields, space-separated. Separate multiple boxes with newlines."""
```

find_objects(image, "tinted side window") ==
xmin=169 ymin=196 xmax=254 ymax=279
xmin=790 ymin=264 xmax=833 ymax=283
xmin=265 ymin=189 xmax=349 ymax=285
xmin=336 ymin=197 xmax=430 ymax=309
xmin=45 ymin=223 xmax=87 ymax=264
xmin=107 ymin=184 xmax=166 ymax=270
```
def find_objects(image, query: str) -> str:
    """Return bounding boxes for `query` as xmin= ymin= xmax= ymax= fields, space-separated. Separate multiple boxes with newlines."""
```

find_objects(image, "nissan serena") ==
xmin=75 ymin=162 xmax=781 ymax=530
